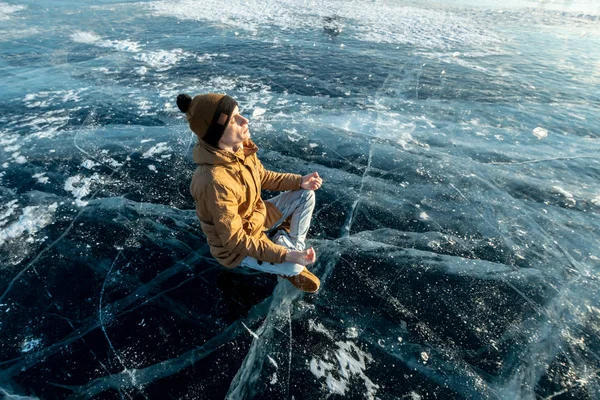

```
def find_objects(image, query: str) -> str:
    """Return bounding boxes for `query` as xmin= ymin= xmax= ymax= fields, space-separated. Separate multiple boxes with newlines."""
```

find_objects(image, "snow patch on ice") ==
xmin=269 ymin=373 xmax=278 ymax=384
xmin=81 ymin=159 xmax=100 ymax=170
xmin=345 ymin=327 xmax=359 ymax=339
xmin=0 ymin=134 xmax=18 ymax=147
xmin=207 ymin=76 xmax=238 ymax=91
xmin=0 ymin=203 xmax=58 ymax=246
xmin=71 ymin=31 xmax=141 ymax=52
xmin=19 ymin=94 xmax=84 ymax=138
xmin=134 ymin=49 xmax=192 ymax=71
xmin=142 ymin=142 xmax=171 ymax=159
xmin=21 ymin=337 xmax=42 ymax=353
xmin=33 ymin=173 xmax=49 ymax=184
xmin=551 ymin=186 xmax=576 ymax=207
xmin=92 ymin=67 xmax=111 ymax=74
xmin=409 ymin=392 xmax=423 ymax=400
xmin=4 ymin=144 xmax=20 ymax=152
xmin=0 ymin=200 xmax=19 ymax=227
xmin=252 ymin=108 xmax=266 ymax=118
xmin=64 ymin=174 xmax=102 ymax=207
xmin=60 ymin=90 xmax=84 ymax=103
xmin=533 ymin=127 xmax=548 ymax=139
xmin=11 ymin=153 xmax=27 ymax=164
xmin=0 ymin=2 xmax=26 ymax=20
xmin=70 ymin=31 xmax=102 ymax=44
xmin=309 ymin=340 xmax=379 ymax=399
xmin=105 ymin=157 xmax=123 ymax=168
xmin=308 ymin=319 xmax=334 ymax=339
xmin=284 ymin=129 xmax=301 ymax=142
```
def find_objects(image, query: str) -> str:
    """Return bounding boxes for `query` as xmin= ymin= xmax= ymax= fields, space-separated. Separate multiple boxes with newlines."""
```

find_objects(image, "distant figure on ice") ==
xmin=177 ymin=93 xmax=322 ymax=293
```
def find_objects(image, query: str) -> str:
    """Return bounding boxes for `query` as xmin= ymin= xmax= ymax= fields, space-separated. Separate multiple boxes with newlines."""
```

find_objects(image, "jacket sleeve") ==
xmin=256 ymin=157 xmax=302 ymax=191
xmin=207 ymin=183 xmax=288 ymax=264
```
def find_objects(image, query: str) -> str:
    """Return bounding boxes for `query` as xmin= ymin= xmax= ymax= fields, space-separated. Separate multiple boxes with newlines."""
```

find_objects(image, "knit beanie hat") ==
xmin=176 ymin=93 xmax=238 ymax=147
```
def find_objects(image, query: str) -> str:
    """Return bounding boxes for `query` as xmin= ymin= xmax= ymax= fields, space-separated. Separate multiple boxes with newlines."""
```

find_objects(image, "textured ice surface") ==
xmin=148 ymin=0 xmax=504 ymax=51
xmin=1 ymin=0 xmax=600 ymax=399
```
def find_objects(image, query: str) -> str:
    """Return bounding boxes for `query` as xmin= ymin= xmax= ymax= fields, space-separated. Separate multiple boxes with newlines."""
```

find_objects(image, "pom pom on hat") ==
xmin=177 ymin=94 xmax=192 ymax=113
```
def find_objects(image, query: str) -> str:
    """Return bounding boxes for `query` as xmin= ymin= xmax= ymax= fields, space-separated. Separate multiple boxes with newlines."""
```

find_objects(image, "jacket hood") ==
xmin=193 ymin=139 xmax=259 ymax=166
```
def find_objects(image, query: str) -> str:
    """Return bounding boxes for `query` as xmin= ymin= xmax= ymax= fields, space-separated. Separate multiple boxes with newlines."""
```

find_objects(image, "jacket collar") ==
xmin=193 ymin=139 xmax=258 ymax=166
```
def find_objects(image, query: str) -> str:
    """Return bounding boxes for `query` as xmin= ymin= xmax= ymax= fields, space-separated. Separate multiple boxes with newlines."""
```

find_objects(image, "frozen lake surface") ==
xmin=1 ymin=0 xmax=599 ymax=398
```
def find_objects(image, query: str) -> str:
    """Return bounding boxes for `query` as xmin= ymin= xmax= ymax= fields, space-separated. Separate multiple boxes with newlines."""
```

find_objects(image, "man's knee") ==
xmin=301 ymin=188 xmax=316 ymax=204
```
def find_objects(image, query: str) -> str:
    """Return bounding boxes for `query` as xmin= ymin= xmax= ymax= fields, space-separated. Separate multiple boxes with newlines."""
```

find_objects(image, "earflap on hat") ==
xmin=203 ymin=95 xmax=238 ymax=147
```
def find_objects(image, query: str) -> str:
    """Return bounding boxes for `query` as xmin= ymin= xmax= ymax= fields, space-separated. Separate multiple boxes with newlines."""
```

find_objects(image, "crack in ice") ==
xmin=341 ymin=142 xmax=374 ymax=238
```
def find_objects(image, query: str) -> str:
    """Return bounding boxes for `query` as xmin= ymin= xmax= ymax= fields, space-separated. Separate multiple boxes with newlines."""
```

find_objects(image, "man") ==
xmin=177 ymin=93 xmax=322 ymax=293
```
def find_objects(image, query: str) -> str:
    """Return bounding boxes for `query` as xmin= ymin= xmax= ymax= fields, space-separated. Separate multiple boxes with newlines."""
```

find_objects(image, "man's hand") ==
xmin=301 ymin=172 xmax=323 ymax=191
xmin=285 ymin=247 xmax=316 ymax=266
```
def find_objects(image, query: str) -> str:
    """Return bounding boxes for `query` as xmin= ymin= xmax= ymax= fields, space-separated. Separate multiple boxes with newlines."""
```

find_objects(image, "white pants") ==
xmin=239 ymin=189 xmax=316 ymax=276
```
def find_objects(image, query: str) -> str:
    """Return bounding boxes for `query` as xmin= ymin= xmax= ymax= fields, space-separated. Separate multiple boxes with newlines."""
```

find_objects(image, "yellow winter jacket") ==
xmin=190 ymin=139 xmax=302 ymax=268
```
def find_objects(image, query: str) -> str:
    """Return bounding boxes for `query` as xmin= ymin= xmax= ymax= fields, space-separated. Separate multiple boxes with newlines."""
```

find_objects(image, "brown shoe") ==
xmin=281 ymin=267 xmax=320 ymax=293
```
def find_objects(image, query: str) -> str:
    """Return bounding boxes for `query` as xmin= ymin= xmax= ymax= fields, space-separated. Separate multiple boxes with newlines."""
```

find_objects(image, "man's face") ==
xmin=219 ymin=106 xmax=250 ymax=149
